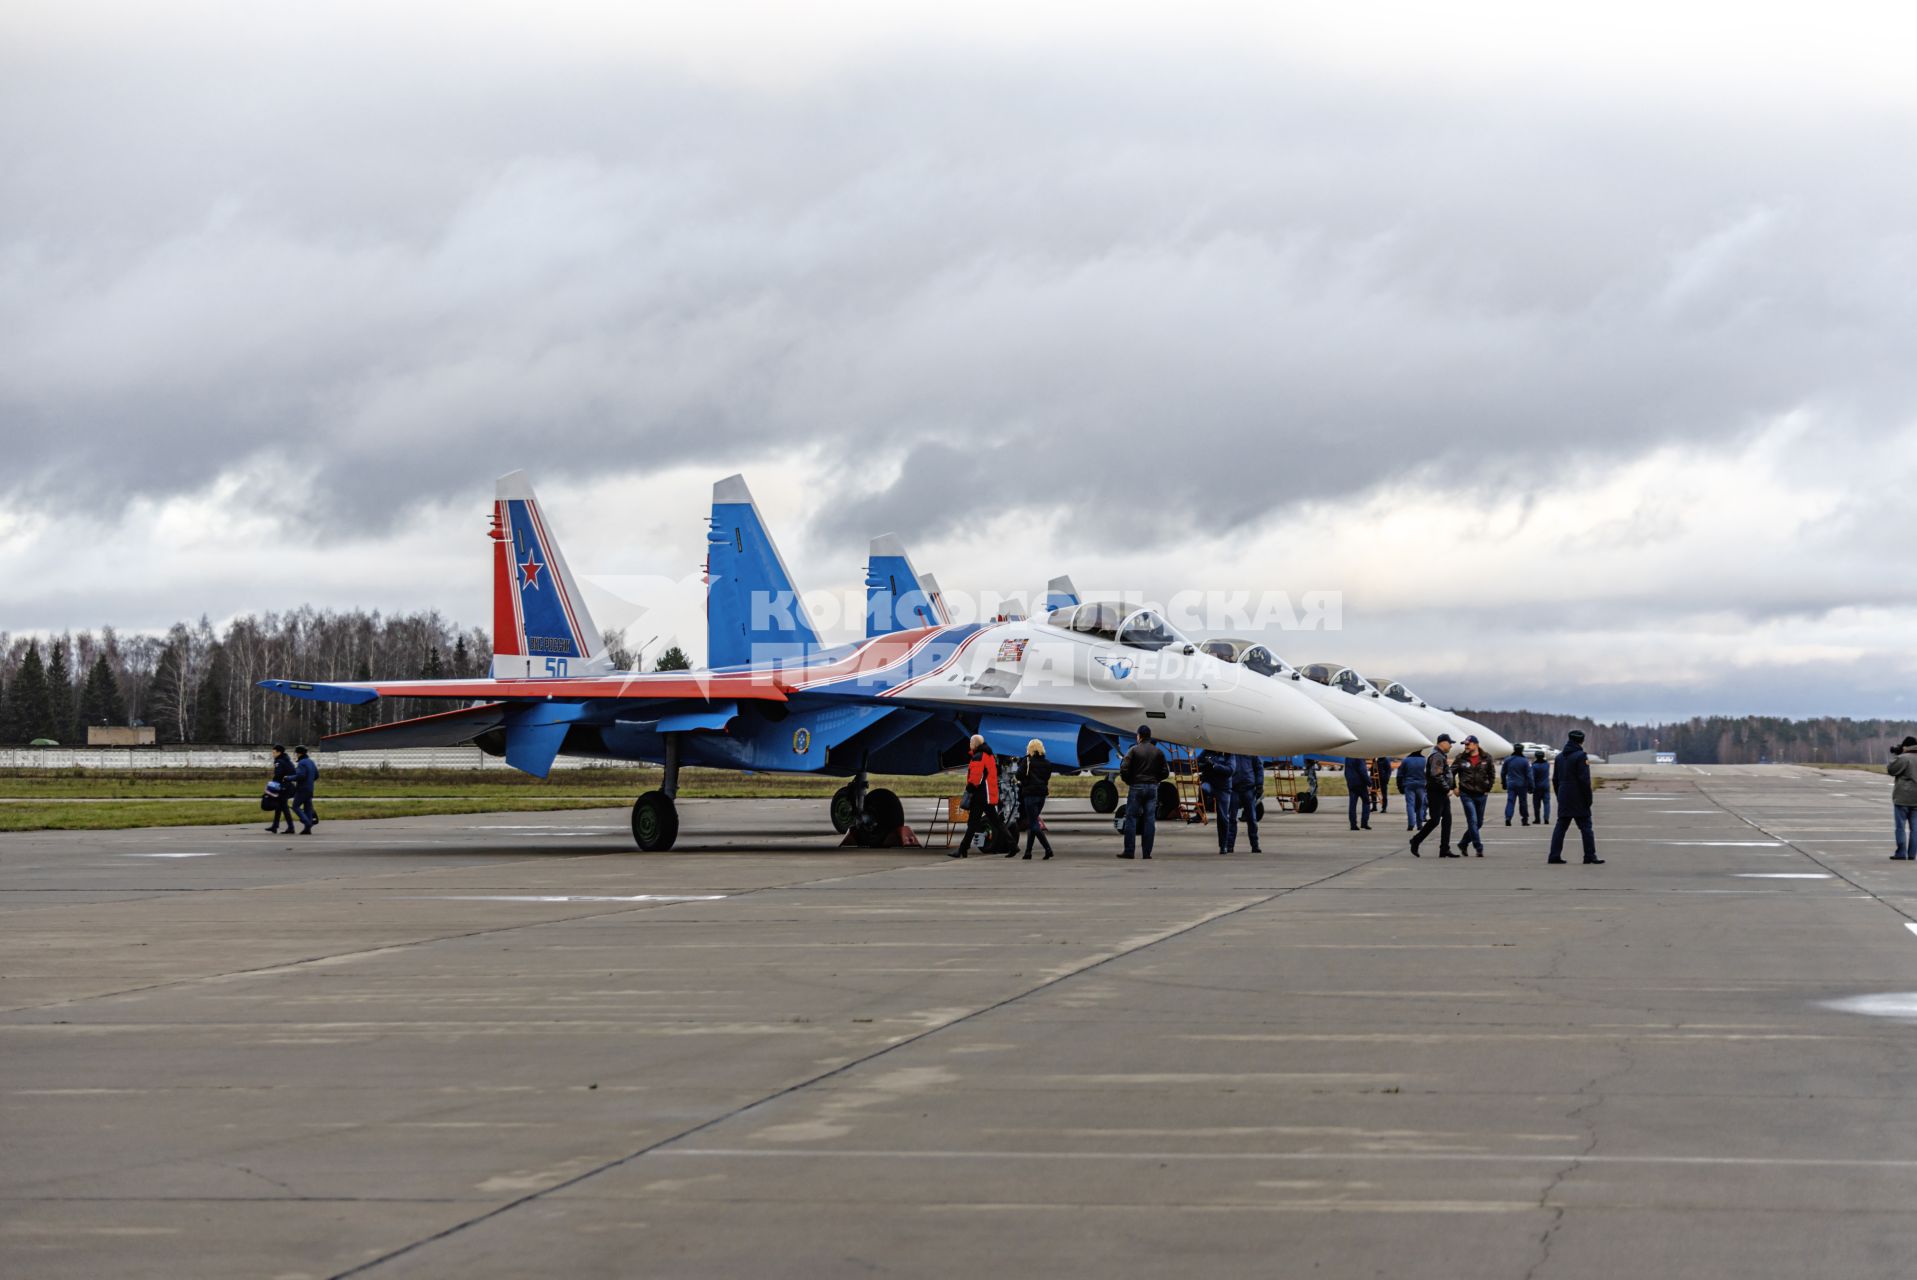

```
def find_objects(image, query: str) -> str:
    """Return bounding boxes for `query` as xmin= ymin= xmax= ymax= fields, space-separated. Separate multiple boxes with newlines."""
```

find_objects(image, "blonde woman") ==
xmin=1018 ymin=738 xmax=1056 ymax=860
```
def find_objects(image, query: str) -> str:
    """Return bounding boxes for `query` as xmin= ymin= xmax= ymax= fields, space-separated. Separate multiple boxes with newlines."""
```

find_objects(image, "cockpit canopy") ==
xmin=1203 ymin=636 xmax=1294 ymax=679
xmin=1045 ymin=601 xmax=1190 ymax=651
xmin=1301 ymin=663 xmax=1378 ymax=697
xmin=1371 ymin=677 xmax=1424 ymax=706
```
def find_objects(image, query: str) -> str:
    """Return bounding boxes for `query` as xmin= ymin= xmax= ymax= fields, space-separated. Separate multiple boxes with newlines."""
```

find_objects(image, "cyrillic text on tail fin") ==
xmin=706 ymin=474 xmax=821 ymax=668
xmin=491 ymin=471 xmax=614 ymax=679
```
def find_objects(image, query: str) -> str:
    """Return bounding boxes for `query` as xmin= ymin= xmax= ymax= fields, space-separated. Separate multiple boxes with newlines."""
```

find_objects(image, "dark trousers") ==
xmin=1412 ymin=790 xmax=1453 ymax=852
xmin=1215 ymin=786 xmax=1236 ymax=851
xmin=1549 ymin=814 xmax=1597 ymax=862
xmin=960 ymin=794 xmax=1002 ymax=853
xmin=1021 ymin=794 xmax=1052 ymax=856
xmin=268 ymin=793 xmax=295 ymax=830
xmin=1505 ymin=788 xmax=1531 ymax=823
xmin=292 ymin=792 xmax=317 ymax=829
xmin=1403 ymin=786 xmax=1427 ymax=830
xmin=1123 ymin=784 xmax=1157 ymax=857
xmin=1349 ymin=788 xmax=1372 ymax=829
xmin=1534 ymin=790 xmax=1551 ymax=823
xmin=1232 ymin=786 xmax=1260 ymax=852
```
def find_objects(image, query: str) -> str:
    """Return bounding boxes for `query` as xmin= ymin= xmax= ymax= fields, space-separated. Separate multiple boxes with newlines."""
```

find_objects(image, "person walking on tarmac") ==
xmin=1454 ymin=736 xmax=1493 ymax=855
xmin=291 ymin=746 xmax=320 ymax=835
xmin=1016 ymin=739 xmax=1056 ymax=860
xmin=1400 ymin=749 xmax=1428 ymax=832
xmin=1530 ymin=750 xmax=1552 ymax=824
xmin=1547 ymin=729 xmax=1604 ymax=865
xmin=949 ymin=735 xmax=1001 ymax=858
xmin=1410 ymin=734 xmax=1456 ymax=856
xmin=1501 ymin=748 xmax=1533 ymax=826
xmin=265 ymin=745 xmax=297 ymax=834
xmin=1344 ymin=757 xmax=1372 ymax=830
xmin=1372 ymin=756 xmax=1391 ymax=815
xmin=1199 ymin=749 xmax=1237 ymax=854
xmin=1229 ymin=752 xmax=1264 ymax=854
xmin=1118 ymin=726 xmax=1169 ymax=860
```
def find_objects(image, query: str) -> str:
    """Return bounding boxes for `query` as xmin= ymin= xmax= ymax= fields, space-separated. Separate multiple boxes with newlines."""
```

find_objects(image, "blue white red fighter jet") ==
xmin=262 ymin=472 xmax=1354 ymax=850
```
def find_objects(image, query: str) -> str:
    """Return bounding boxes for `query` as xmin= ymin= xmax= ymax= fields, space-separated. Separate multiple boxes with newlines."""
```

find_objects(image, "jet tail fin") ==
xmin=707 ymin=474 xmax=822 ymax=668
xmin=918 ymin=573 xmax=951 ymax=626
xmin=490 ymin=471 xmax=615 ymax=679
xmin=865 ymin=533 xmax=944 ymax=637
xmin=1043 ymin=574 xmax=1080 ymax=611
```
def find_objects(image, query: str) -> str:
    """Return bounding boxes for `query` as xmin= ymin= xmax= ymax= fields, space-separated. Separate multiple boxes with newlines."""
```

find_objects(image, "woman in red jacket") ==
xmin=948 ymin=735 xmax=1000 ymax=858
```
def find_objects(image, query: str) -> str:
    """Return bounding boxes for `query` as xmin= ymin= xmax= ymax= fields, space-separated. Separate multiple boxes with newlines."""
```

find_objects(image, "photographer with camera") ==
xmin=1889 ymin=736 xmax=1917 ymax=860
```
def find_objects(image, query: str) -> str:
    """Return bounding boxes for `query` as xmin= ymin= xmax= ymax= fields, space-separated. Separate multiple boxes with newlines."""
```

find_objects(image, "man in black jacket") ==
xmin=1118 ymin=726 xmax=1168 ymax=860
xmin=1547 ymin=730 xmax=1602 ymax=865
xmin=265 ymin=745 xmax=297 ymax=834
xmin=1408 ymin=734 xmax=1456 ymax=857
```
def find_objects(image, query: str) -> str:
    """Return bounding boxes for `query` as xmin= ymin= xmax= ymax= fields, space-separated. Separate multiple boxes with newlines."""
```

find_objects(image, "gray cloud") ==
xmin=4 ymin=13 xmax=1916 ymax=720
xmin=5 ymin=34 xmax=1914 ymax=541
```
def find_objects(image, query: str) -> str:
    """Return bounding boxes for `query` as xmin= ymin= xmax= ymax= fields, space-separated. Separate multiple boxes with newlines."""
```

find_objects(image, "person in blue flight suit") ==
xmin=1400 ymin=748 xmax=1428 ymax=832
xmin=1547 ymin=730 xmax=1603 ymax=865
xmin=1501 ymin=749 xmax=1532 ymax=826
xmin=1530 ymin=750 xmax=1552 ymax=824
xmin=1344 ymin=756 xmax=1372 ymax=831
xmin=1229 ymin=752 xmax=1264 ymax=854
xmin=1198 ymin=750 xmax=1237 ymax=854
xmin=291 ymin=745 xmax=320 ymax=835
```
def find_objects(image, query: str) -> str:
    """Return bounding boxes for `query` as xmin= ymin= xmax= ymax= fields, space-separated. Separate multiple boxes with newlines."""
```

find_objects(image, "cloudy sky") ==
xmin=3 ymin=1 xmax=1913 ymax=722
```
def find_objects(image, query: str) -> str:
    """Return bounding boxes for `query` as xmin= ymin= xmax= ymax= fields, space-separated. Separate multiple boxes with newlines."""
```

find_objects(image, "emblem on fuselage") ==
xmin=793 ymin=727 xmax=811 ymax=754
xmin=1094 ymin=655 xmax=1135 ymax=680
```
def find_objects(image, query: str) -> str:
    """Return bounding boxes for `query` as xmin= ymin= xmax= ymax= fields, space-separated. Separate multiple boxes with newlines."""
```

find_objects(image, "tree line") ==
xmin=0 ymin=611 xmax=690 ymax=747
xmin=1461 ymin=709 xmax=1914 ymax=765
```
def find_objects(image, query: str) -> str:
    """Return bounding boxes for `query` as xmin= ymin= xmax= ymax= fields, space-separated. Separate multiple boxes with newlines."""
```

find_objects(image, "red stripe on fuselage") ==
xmin=881 ymin=623 xmax=999 ymax=698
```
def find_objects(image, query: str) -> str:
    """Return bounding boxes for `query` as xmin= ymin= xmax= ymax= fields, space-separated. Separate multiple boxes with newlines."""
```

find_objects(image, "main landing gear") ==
xmin=830 ymin=771 xmax=903 ymax=847
xmin=1089 ymin=778 xmax=1119 ymax=814
xmin=632 ymin=735 xmax=682 ymax=851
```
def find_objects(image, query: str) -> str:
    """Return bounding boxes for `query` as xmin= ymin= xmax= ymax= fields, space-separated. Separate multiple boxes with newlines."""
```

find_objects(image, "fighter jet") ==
xmin=262 ymin=472 xmax=1354 ymax=850
xmin=1368 ymin=676 xmax=1517 ymax=759
xmin=1199 ymin=641 xmax=1431 ymax=758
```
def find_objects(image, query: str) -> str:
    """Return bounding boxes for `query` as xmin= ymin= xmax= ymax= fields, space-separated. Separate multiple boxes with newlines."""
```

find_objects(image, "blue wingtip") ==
xmin=259 ymin=679 xmax=381 ymax=706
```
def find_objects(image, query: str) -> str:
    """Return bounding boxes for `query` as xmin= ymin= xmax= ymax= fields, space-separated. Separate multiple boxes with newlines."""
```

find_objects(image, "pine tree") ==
xmin=194 ymin=645 xmax=229 ymax=743
xmin=45 ymin=638 xmax=76 ymax=744
xmin=423 ymin=646 xmax=446 ymax=679
xmin=452 ymin=635 xmax=470 ymax=677
xmin=4 ymin=641 xmax=58 ymax=743
xmin=148 ymin=644 xmax=187 ymax=743
xmin=654 ymin=644 xmax=692 ymax=671
xmin=81 ymin=653 xmax=127 ymax=728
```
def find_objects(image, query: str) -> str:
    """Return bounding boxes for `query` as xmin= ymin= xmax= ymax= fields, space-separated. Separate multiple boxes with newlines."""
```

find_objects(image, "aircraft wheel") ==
xmin=829 ymin=785 xmax=856 ymax=834
xmin=1089 ymin=778 xmax=1119 ymax=813
xmin=851 ymin=788 xmax=906 ymax=848
xmin=1156 ymin=780 xmax=1180 ymax=820
xmin=1296 ymin=793 xmax=1319 ymax=815
xmin=631 ymin=791 xmax=680 ymax=851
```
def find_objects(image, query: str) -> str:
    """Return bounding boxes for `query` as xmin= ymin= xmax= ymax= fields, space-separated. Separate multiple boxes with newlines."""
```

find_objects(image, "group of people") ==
xmin=1196 ymin=745 xmax=1265 ymax=856
xmin=1401 ymin=731 xmax=1601 ymax=864
xmin=949 ymin=733 xmax=1059 ymax=860
xmin=265 ymin=744 xmax=320 ymax=835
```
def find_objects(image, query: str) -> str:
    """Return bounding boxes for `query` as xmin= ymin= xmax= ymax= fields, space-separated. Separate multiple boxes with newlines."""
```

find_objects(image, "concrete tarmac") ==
xmin=4 ymin=766 xmax=1916 ymax=1278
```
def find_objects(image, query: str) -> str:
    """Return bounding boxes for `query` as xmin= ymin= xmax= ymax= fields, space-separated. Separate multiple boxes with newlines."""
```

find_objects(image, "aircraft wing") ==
xmin=260 ymin=672 xmax=786 ymax=706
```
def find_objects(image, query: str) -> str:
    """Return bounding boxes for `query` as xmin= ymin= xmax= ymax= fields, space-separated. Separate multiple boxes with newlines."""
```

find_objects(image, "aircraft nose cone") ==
xmin=1206 ymin=668 xmax=1356 ymax=756
xmin=1335 ymin=694 xmax=1435 ymax=756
